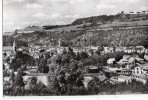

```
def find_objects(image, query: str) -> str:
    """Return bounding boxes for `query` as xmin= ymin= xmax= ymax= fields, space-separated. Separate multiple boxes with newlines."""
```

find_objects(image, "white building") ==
xmin=130 ymin=74 xmax=148 ymax=84
xmin=111 ymin=75 xmax=132 ymax=84
xmin=107 ymin=58 xmax=116 ymax=64
xmin=131 ymin=63 xmax=148 ymax=74
xmin=104 ymin=47 xmax=114 ymax=53
xmin=144 ymin=53 xmax=148 ymax=61
xmin=125 ymin=47 xmax=135 ymax=54
xmin=135 ymin=46 xmax=145 ymax=54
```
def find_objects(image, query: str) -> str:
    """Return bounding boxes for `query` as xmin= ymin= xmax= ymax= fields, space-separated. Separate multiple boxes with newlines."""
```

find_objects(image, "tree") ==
xmin=48 ymin=69 xmax=66 ymax=95
xmin=87 ymin=76 xmax=101 ymax=94
xmin=61 ymin=54 xmax=71 ymax=65
xmin=14 ymin=68 xmax=24 ymax=86
xmin=56 ymin=55 xmax=62 ymax=65
xmin=24 ymin=77 xmax=37 ymax=91
xmin=37 ymin=58 xmax=47 ymax=73
xmin=66 ymin=47 xmax=75 ymax=58
xmin=48 ymin=63 xmax=58 ymax=73
xmin=76 ymin=52 xmax=81 ymax=61
xmin=10 ymin=59 xmax=21 ymax=71
xmin=45 ymin=52 xmax=51 ymax=60
xmin=80 ymin=51 xmax=89 ymax=59
xmin=9 ymin=70 xmax=15 ymax=88
xmin=56 ymin=71 xmax=67 ymax=95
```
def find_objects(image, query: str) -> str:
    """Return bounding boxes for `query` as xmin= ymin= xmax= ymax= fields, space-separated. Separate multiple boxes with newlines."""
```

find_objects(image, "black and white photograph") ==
xmin=2 ymin=0 xmax=148 ymax=97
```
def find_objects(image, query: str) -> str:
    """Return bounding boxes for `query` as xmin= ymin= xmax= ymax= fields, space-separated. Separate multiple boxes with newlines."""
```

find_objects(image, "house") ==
xmin=118 ymin=55 xmax=131 ymax=65
xmin=73 ymin=48 xmax=82 ymax=54
xmin=83 ymin=76 xmax=93 ymax=88
xmin=118 ymin=59 xmax=131 ymax=65
xmin=90 ymin=46 xmax=100 ymax=51
xmin=29 ymin=48 xmax=40 ymax=53
xmin=107 ymin=58 xmax=116 ymax=64
xmin=137 ymin=63 xmax=148 ymax=72
xmin=131 ymin=63 xmax=148 ymax=74
xmin=30 ymin=52 xmax=40 ymax=59
xmin=125 ymin=47 xmax=135 ymax=54
xmin=105 ymin=66 xmax=122 ymax=73
xmin=123 ymin=55 xmax=131 ymax=59
xmin=105 ymin=66 xmax=132 ymax=76
xmin=18 ymin=46 xmax=29 ymax=51
xmin=135 ymin=46 xmax=145 ymax=54
xmin=115 ymin=47 xmax=124 ymax=52
xmin=56 ymin=47 xmax=65 ymax=54
xmin=111 ymin=75 xmax=132 ymax=84
xmin=88 ymin=65 xmax=99 ymax=73
xmin=130 ymin=74 xmax=148 ymax=84
xmin=116 ymin=64 xmax=133 ymax=75
xmin=128 ymin=57 xmax=136 ymax=63
xmin=104 ymin=47 xmax=114 ymax=53
xmin=29 ymin=45 xmax=41 ymax=53
xmin=121 ymin=69 xmax=132 ymax=76
xmin=144 ymin=53 xmax=148 ymax=61
xmin=3 ymin=46 xmax=14 ymax=56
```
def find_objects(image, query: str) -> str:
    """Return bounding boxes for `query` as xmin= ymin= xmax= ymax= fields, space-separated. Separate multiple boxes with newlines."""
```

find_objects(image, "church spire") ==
xmin=58 ymin=38 xmax=61 ymax=48
xmin=13 ymin=40 xmax=16 ymax=53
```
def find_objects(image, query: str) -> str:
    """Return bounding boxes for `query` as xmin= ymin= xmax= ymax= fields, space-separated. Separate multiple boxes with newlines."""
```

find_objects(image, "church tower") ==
xmin=58 ymin=38 xmax=61 ymax=48
xmin=13 ymin=40 xmax=16 ymax=53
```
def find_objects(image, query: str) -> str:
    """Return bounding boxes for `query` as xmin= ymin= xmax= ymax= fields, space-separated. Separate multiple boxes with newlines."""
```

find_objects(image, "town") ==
xmin=3 ymin=6 xmax=148 ymax=95
xmin=3 ymin=37 xmax=148 ymax=95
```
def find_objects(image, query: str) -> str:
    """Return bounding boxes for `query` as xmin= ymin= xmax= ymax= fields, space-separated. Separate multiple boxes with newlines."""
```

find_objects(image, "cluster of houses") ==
xmin=103 ymin=46 xmax=148 ymax=54
xmin=86 ymin=53 xmax=148 ymax=85
xmin=3 ymin=39 xmax=148 ymax=87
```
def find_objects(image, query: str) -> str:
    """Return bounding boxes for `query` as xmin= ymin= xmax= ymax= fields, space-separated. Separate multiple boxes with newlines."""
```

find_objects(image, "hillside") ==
xmin=72 ymin=27 xmax=148 ymax=47
xmin=3 ymin=13 xmax=148 ymax=47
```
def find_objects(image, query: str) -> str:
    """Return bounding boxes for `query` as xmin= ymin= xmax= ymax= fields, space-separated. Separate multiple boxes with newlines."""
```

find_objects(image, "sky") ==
xmin=3 ymin=0 xmax=148 ymax=32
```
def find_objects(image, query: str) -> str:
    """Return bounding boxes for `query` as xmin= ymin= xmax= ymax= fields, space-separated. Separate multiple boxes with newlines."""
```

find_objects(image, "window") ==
xmin=137 ymin=68 xmax=139 ymax=70
xmin=137 ymin=71 xmax=139 ymax=73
